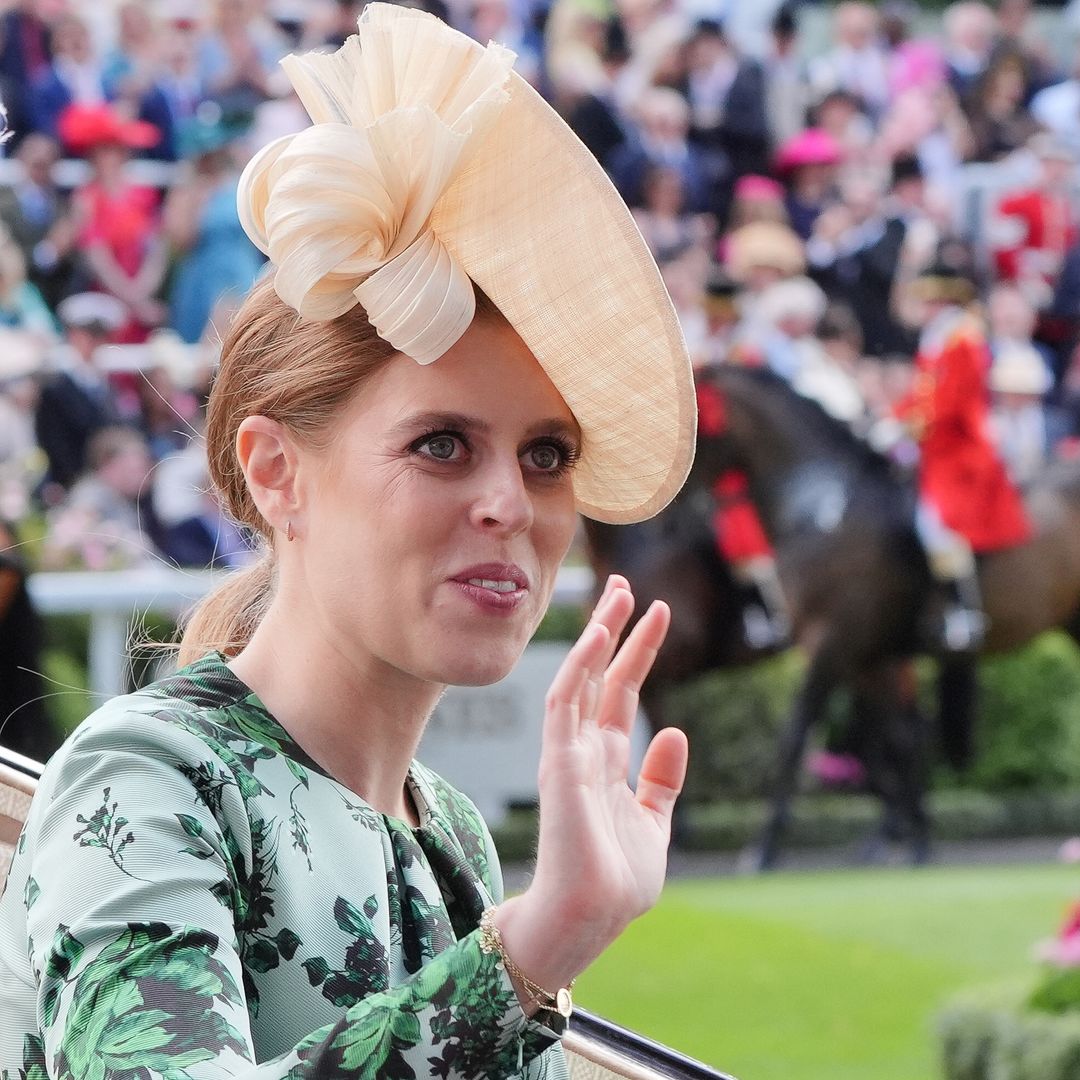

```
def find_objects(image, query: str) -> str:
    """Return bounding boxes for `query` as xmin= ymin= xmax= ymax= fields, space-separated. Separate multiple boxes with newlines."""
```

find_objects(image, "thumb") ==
xmin=635 ymin=727 xmax=688 ymax=822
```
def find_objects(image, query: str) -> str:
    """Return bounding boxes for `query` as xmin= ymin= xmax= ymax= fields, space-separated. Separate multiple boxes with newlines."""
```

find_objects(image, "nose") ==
xmin=468 ymin=456 xmax=534 ymax=537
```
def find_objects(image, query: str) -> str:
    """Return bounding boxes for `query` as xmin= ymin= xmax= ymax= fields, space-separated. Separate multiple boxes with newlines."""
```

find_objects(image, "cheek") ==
xmin=536 ymin=494 xmax=579 ymax=564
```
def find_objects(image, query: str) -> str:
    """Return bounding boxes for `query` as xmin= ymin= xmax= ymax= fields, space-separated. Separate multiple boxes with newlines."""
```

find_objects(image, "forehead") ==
xmin=340 ymin=317 xmax=577 ymax=436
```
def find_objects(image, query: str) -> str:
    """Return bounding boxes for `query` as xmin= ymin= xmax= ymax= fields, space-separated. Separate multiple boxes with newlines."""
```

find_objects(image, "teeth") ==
xmin=468 ymin=578 xmax=519 ymax=593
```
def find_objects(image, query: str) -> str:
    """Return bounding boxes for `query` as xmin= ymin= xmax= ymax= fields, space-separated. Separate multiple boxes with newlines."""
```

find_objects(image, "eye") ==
xmin=522 ymin=437 xmax=580 ymax=476
xmin=412 ymin=431 xmax=467 ymax=462
xmin=528 ymin=443 xmax=561 ymax=471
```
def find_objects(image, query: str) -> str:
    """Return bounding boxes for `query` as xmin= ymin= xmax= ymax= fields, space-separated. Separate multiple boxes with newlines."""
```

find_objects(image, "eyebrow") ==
xmin=390 ymin=411 xmax=581 ymax=441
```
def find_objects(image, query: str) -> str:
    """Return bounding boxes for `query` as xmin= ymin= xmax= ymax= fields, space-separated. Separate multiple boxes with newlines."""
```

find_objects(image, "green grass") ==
xmin=573 ymin=863 xmax=1079 ymax=1080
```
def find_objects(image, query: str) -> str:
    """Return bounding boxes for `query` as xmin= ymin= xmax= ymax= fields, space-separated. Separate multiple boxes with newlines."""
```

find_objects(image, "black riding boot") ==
xmin=740 ymin=570 xmax=792 ymax=650
xmin=940 ymin=572 xmax=986 ymax=653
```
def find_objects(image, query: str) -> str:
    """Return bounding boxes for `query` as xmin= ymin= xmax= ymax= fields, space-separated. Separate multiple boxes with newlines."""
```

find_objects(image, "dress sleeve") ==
xmin=23 ymin=714 xmax=551 ymax=1080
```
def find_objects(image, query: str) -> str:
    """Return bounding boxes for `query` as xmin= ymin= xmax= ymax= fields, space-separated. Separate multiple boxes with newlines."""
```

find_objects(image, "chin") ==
xmin=428 ymin=641 xmax=527 ymax=688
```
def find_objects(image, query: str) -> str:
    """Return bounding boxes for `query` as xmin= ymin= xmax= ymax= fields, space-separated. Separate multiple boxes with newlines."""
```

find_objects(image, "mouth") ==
xmin=452 ymin=563 xmax=530 ymax=593
xmin=450 ymin=563 xmax=531 ymax=612
xmin=465 ymin=578 xmax=521 ymax=593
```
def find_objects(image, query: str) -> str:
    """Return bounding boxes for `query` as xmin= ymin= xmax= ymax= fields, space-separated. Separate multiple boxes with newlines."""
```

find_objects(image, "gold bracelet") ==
xmin=478 ymin=907 xmax=575 ymax=1019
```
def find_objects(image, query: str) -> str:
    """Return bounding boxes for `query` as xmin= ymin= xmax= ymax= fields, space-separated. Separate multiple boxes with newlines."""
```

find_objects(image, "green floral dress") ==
xmin=0 ymin=653 xmax=568 ymax=1080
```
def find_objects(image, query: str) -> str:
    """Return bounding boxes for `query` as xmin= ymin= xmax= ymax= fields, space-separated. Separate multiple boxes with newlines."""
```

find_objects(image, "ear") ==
xmin=235 ymin=416 xmax=302 ymax=535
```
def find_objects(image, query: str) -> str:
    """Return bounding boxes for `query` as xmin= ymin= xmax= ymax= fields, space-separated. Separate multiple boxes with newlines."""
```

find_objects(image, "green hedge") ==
xmin=651 ymin=631 xmax=1080 ymax=802
xmin=938 ymin=982 xmax=1080 ymax=1080
xmin=963 ymin=634 xmax=1080 ymax=792
xmin=491 ymin=788 xmax=1080 ymax=862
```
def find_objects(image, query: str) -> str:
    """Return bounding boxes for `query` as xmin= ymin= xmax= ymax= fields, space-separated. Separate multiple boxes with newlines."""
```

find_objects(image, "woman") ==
xmin=58 ymin=102 xmax=168 ymax=344
xmin=0 ymin=7 xmax=696 ymax=1079
xmin=164 ymin=116 xmax=264 ymax=344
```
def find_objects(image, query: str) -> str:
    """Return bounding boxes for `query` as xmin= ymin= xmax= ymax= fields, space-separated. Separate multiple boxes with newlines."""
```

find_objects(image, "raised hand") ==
xmin=492 ymin=576 xmax=688 ymax=1006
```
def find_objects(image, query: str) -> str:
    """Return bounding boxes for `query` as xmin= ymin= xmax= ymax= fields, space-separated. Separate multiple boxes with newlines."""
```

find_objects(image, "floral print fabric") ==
xmin=0 ymin=653 xmax=566 ymax=1080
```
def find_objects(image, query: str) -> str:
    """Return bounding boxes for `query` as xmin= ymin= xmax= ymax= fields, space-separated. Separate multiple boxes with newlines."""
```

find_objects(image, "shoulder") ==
xmin=41 ymin=658 xmax=264 ymax=801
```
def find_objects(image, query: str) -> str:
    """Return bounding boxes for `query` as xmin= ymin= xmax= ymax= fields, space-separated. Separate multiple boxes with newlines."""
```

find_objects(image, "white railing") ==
xmin=27 ymin=564 xmax=595 ymax=697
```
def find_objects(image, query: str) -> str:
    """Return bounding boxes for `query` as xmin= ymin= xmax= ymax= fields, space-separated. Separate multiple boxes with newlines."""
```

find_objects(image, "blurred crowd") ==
xmin=0 ymin=0 xmax=1079 ymax=586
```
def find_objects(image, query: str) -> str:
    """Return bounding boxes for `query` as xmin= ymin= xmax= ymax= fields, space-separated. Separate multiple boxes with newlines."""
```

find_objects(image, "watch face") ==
xmin=556 ymin=987 xmax=573 ymax=1018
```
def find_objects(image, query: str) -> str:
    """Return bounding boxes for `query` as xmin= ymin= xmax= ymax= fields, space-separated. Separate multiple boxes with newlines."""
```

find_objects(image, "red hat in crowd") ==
xmin=57 ymin=103 xmax=161 ymax=155
xmin=774 ymin=128 xmax=843 ymax=175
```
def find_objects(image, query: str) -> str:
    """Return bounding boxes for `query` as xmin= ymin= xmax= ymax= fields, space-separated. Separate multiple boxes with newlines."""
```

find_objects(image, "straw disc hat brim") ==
xmin=238 ymin=3 xmax=695 ymax=524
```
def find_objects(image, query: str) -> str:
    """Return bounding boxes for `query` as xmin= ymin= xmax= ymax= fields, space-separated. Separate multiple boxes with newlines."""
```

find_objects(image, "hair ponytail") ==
xmin=177 ymin=554 xmax=274 ymax=666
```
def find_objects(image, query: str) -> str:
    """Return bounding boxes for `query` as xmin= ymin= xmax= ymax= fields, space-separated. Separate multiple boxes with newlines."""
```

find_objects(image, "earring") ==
xmin=286 ymin=520 xmax=295 ymax=542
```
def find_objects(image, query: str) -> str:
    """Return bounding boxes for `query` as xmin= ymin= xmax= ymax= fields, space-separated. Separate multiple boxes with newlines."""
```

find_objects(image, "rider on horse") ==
xmin=887 ymin=261 xmax=1032 ymax=650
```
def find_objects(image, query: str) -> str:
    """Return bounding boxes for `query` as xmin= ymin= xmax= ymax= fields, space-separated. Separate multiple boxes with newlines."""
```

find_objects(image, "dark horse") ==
xmin=587 ymin=364 xmax=1080 ymax=868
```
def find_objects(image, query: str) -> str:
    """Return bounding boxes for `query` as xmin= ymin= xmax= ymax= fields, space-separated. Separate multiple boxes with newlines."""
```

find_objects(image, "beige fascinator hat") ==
xmin=237 ymin=2 xmax=695 ymax=524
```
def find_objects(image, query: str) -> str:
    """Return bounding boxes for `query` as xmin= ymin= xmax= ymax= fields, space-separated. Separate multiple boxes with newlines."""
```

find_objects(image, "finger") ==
xmin=635 ymin=727 xmax=688 ymax=823
xmin=543 ymin=621 xmax=610 ymax=745
xmin=586 ymin=583 xmax=635 ymax=680
xmin=598 ymin=600 xmax=670 ymax=734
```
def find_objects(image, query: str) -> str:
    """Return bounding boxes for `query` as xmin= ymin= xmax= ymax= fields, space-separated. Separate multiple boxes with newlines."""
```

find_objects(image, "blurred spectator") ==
xmin=196 ymin=0 xmax=289 ymax=118
xmin=1030 ymin=55 xmax=1080 ymax=152
xmin=27 ymin=13 xmax=106 ymax=142
xmin=321 ymin=0 xmax=366 ymax=50
xmin=163 ymin=112 xmax=263 ymax=343
xmin=875 ymin=84 xmax=974 ymax=196
xmin=632 ymin=163 xmax=714 ymax=266
xmin=697 ymin=267 xmax=740 ymax=368
xmin=0 ymin=134 xmax=79 ymax=310
xmin=942 ymin=1 xmax=998 ymax=104
xmin=153 ymin=436 xmax=252 ymax=569
xmin=807 ymin=168 xmax=918 ymax=358
xmin=565 ymin=17 xmax=631 ymax=168
xmin=155 ymin=13 xmax=209 ymax=129
xmin=811 ymin=89 xmax=875 ymax=164
xmin=991 ymin=133 xmax=1078 ymax=310
xmin=808 ymin=3 xmax=891 ymax=121
xmin=764 ymin=5 xmax=810 ymax=151
xmin=727 ymin=174 xmax=788 ymax=232
xmin=465 ymin=0 xmax=541 ymax=84
xmin=106 ymin=330 xmax=205 ymax=461
xmin=726 ymin=220 xmax=806 ymax=294
xmin=775 ymin=128 xmax=844 ymax=239
xmin=0 ymin=0 xmax=54 ymax=148
xmin=100 ymin=2 xmax=179 ymax=160
xmin=34 ymin=291 xmax=126 ymax=495
xmin=0 ymin=330 xmax=46 ymax=524
xmin=883 ymin=0 xmax=946 ymax=100
xmin=746 ymin=274 xmax=862 ymax=424
xmin=0 ymin=224 xmax=57 ymax=341
xmin=608 ymin=86 xmax=710 ymax=212
xmin=986 ymin=281 xmax=1058 ymax=381
xmin=58 ymin=103 xmax=167 ymax=343
xmin=965 ymin=53 xmax=1040 ymax=162
xmin=659 ymin=242 xmax=710 ymax=362
xmin=41 ymin=424 xmax=163 ymax=571
xmin=989 ymin=341 xmax=1052 ymax=485
xmin=679 ymin=19 xmax=769 ymax=190
xmin=987 ymin=0 xmax=1058 ymax=103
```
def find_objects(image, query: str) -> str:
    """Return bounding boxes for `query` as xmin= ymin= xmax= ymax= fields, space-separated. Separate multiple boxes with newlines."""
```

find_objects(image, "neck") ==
xmin=227 ymin=591 xmax=443 ymax=823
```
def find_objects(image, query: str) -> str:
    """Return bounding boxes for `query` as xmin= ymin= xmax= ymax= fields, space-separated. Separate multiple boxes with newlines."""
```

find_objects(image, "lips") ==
xmin=451 ymin=562 xmax=530 ymax=594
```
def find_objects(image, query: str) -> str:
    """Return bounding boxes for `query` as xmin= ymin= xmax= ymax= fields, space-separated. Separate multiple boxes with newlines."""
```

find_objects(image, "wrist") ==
xmin=479 ymin=905 xmax=575 ymax=1021
xmin=488 ymin=889 xmax=609 ymax=997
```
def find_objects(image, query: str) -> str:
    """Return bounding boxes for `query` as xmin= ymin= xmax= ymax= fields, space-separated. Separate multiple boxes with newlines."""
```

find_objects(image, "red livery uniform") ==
xmin=696 ymin=381 xmax=774 ymax=560
xmin=992 ymin=189 xmax=1076 ymax=290
xmin=894 ymin=308 xmax=1030 ymax=552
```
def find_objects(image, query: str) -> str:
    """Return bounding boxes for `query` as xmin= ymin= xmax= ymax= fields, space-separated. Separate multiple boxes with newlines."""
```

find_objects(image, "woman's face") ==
xmin=294 ymin=316 xmax=580 ymax=688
